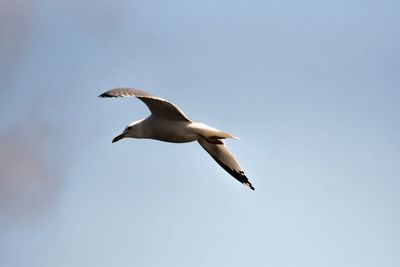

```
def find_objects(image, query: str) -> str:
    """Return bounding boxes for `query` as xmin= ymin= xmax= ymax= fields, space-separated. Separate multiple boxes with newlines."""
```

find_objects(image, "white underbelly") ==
xmin=150 ymin=120 xmax=198 ymax=143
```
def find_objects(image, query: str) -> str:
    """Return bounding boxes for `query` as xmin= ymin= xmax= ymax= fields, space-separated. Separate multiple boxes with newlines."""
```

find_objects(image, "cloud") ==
xmin=0 ymin=0 xmax=95 ymax=219
xmin=0 ymin=129 xmax=61 ymax=218
xmin=0 ymin=88 xmax=85 ymax=219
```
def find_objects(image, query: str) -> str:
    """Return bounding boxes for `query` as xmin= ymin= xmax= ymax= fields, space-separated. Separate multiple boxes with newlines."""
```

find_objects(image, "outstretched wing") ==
xmin=198 ymin=137 xmax=254 ymax=190
xmin=99 ymin=87 xmax=192 ymax=122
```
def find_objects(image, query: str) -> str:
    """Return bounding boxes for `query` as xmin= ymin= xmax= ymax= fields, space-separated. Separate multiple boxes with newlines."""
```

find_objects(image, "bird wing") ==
xmin=198 ymin=137 xmax=254 ymax=190
xmin=99 ymin=87 xmax=192 ymax=122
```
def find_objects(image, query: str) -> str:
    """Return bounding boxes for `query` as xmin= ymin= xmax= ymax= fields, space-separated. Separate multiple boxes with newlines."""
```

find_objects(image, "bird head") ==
xmin=112 ymin=119 xmax=144 ymax=143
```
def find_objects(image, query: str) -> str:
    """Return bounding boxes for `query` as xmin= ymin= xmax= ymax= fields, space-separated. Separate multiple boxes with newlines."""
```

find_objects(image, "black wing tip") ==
xmin=239 ymin=171 xmax=255 ymax=190
xmin=98 ymin=88 xmax=152 ymax=98
xmin=210 ymin=156 xmax=255 ymax=191
xmin=98 ymin=88 xmax=127 ymax=98
xmin=245 ymin=182 xmax=255 ymax=190
xmin=242 ymin=174 xmax=255 ymax=190
xmin=98 ymin=91 xmax=120 ymax=98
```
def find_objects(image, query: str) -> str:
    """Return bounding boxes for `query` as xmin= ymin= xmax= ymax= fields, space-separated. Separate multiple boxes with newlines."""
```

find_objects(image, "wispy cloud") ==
xmin=0 ymin=129 xmax=61 ymax=218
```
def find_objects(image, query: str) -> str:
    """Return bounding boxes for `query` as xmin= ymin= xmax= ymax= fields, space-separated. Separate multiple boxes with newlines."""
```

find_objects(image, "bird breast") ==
xmin=149 ymin=120 xmax=198 ymax=143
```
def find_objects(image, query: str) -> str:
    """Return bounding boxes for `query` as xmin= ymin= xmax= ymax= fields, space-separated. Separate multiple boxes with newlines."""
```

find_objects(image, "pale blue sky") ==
xmin=1 ymin=0 xmax=399 ymax=266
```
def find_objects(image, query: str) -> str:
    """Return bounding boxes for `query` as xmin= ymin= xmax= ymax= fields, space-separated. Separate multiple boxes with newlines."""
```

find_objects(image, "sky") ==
xmin=1 ymin=0 xmax=399 ymax=266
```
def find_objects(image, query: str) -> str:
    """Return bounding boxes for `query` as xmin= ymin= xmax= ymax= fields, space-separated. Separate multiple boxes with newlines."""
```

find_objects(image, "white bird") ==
xmin=99 ymin=87 xmax=254 ymax=190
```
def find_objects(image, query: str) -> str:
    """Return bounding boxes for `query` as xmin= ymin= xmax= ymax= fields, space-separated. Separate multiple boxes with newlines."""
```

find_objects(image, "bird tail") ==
xmin=203 ymin=131 xmax=240 ymax=144
xmin=191 ymin=122 xmax=240 ymax=141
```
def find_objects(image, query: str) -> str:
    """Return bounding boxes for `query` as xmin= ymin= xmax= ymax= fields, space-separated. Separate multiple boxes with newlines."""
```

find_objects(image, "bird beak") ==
xmin=112 ymin=133 xmax=125 ymax=143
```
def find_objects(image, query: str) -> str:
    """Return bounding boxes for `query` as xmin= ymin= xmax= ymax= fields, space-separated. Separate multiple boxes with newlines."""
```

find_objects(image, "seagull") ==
xmin=99 ymin=87 xmax=254 ymax=190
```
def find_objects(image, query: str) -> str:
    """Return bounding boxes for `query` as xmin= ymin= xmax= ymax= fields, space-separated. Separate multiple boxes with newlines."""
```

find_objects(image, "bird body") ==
xmin=149 ymin=118 xmax=198 ymax=143
xmin=121 ymin=117 xmax=198 ymax=143
xmin=100 ymin=87 xmax=254 ymax=190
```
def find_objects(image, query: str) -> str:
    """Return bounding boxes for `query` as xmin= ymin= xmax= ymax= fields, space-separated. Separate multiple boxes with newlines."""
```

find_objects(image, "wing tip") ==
xmin=98 ymin=91 xmax=121 ymax=98
xmin=239 ymin=171 xmax=254 ymax=190
xmin=98 ymin=87 xmax=153 ymax=99
xmin=244 ymin=182 xmax=255 ymax=190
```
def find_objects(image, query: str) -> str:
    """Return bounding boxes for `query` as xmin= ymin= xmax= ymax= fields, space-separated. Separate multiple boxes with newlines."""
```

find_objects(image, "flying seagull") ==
xmin=99 ymin=87 xmax=254 ymax=190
